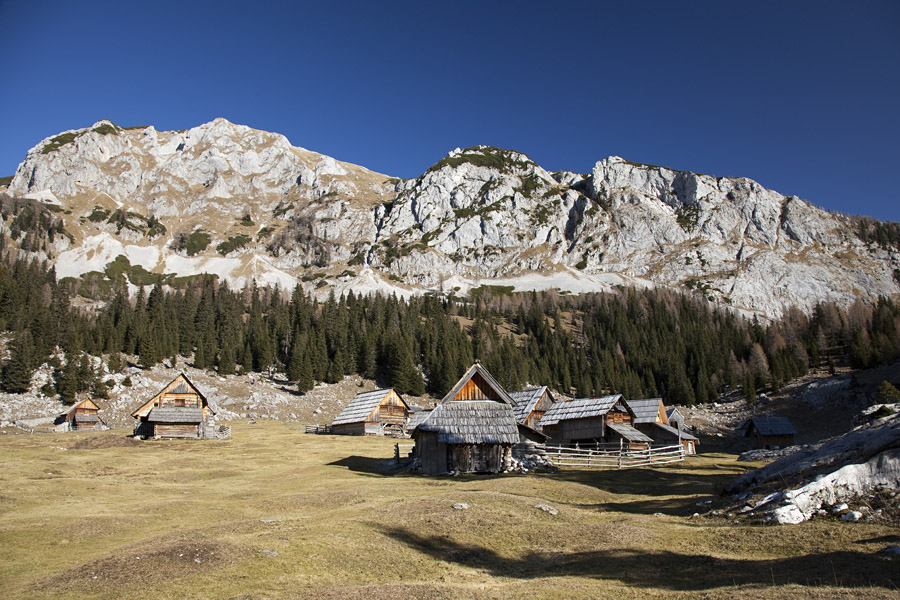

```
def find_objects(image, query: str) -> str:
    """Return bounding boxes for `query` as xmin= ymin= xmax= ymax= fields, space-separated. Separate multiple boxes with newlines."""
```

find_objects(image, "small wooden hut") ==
xmin=742 ymin=416 xmax=796 ymax=450
xmin=413 ymin=362 xmax=520 ymax=475
xmin=666 ymin=408 xmax=685 ymax=430
xmin=539 ymin=394 xmax=651 ymax=448
xmin=131 ymin=373 xmax=218 ymax=440
xmin=625 ymin=397 xmax=699 ymax=454
xmin=509 ymin=386 xmax=556 ymax=431
xmin=55 ymin=397 xmax=103 ymax=431
xmin=331 ymin=388 xmax=409 ymax=436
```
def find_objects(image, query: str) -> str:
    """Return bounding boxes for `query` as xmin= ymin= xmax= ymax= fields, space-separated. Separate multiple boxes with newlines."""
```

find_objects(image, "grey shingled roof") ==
xmin=509 ymin=387 xmax=546 ymax=422
xmin=538 ymin=395 xmax=623 ymax=427
xmin=653 ymin=421 xmax=698 ymax=441
xmin=146 ymin=407 xmax=203 ymax=423
xmin=331 ymin=389 xmax=397 ymax=426
xmin=624 ymin=398 xmax=663 ymax=424
xmin=607 ymin=422 xmax=654 ymax=442
xmin=666 ymin=408 xmax=683 ymax=422
xmin=416 ymin=401 xmax=519 ymax=444
xmin=74 ymin=413 xmax=99 ymax=423
xmin=407 ymin=409 xmax=432 ymax=431
xmin=746 ymin=416 xmax=796 ymax=437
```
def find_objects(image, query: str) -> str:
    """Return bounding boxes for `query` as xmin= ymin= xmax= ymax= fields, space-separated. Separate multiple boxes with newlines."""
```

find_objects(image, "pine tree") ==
xmin=2 ymin=330 xmax=35 ymax=393
xmin=296 ymin=353 xmax=314 ymax=393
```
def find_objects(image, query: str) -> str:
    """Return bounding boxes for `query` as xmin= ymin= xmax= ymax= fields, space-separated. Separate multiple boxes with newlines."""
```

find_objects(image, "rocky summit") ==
xmin=5 ymin=118 xmax=899 ymax=317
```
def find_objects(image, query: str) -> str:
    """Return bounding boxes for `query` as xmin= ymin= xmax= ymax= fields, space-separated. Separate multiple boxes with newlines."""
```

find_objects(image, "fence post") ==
xmin=617 ymin=438 xmax=623 ymax=469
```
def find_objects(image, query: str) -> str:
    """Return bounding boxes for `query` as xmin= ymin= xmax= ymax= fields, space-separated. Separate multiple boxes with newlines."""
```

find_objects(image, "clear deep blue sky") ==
xmin=1 ymin=0 xmax=898 ymax=222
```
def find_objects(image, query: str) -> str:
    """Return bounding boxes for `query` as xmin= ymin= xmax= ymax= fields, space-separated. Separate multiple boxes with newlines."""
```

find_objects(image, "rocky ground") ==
xmin=0 ymin=356 xmax=435 ymax=433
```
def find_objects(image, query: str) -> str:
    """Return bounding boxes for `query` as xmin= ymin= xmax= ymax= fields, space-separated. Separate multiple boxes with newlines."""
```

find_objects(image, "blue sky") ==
xmin=1 ymin=0 xmax=898 ymax=222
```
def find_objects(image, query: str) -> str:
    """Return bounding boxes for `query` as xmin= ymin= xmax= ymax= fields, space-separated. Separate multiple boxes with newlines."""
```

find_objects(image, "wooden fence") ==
xmin=545 ymin=443 xmax=684 ymax=469
xmin=304 ymin=424 xmax=332 ymax=434
xmin=394 ymin=442 xmax=415 ymax=462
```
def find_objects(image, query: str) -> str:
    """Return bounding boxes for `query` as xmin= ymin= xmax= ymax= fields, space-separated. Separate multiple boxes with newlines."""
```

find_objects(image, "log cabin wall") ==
xmin=547 ymin=416 xmax=606 ymax=444
xmin=374 ymin=390 xmax=407 ymax=425
xmin=415 ymin=431 xmax=448 ymax=475
xmin=156 ymin=424 xmax=200 ymax=438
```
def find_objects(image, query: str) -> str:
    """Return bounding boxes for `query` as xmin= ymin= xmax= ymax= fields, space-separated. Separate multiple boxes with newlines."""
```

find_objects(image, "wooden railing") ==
xmin=394 ymin=442 xmax=415 ymax=462
xmin=305 ymin=424 xmax=332 ymax=434
xmin=545 ymin=443 xmax=684 ymax=469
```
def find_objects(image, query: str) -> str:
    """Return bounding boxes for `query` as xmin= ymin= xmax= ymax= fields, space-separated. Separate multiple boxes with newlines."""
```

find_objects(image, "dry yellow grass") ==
xmin=0 ymin=423 xmax=896 ymax=599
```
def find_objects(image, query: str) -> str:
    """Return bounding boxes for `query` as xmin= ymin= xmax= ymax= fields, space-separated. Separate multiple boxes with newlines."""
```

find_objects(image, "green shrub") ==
xmin=87 ymin=206 xmax=110 ymax=223
xmin=176 ymin=229 xmax=211 ymax=256
xmin=217 ymin=234 xmax=251 ymax=256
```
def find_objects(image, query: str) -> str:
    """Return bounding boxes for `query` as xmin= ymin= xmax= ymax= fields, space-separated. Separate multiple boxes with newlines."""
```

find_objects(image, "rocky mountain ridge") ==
xmin=5 ymin=118 xmax=899 ymax=317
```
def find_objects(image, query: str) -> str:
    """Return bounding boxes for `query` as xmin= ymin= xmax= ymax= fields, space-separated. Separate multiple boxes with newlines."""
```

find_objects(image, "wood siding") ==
xmin=373 ymin=390 xmax=407 ymax=425
xmin=544 ymin=416 xmax=606 ymax=445
xmin=155 ymin=423 xmax=200 ymax=438
xmin=453 ymin=373 xmax=502 ymax=402
xmin=523 ymin=390 xmax=553 ymax=430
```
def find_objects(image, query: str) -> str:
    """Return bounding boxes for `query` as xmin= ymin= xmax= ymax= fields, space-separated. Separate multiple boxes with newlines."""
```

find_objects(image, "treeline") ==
xmin=1 ymin=245 xmax=899 ymax=405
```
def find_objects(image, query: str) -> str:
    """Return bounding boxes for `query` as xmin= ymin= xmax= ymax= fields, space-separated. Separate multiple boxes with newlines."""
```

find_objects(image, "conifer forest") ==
xmin=1 ymin=248 xmax=899 ymax=405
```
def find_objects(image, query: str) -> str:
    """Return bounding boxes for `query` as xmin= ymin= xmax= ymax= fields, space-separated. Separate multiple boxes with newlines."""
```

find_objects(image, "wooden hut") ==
xmin=413 ymin=363 xmax=520 ymax=475
xmin=539 ymin=394 xmax=651 ymax=448
xmin=509 ymin=386 xmax=556 ymax=431
xmin=625 ymin=397 xmax=699 ymax=454
xmin=331 ymin=388 xmax=409 ymax=436
xmin=666 ymin=408 xmax=685 ymax=430
xmin=55 ymin=397 xmax=103 ymax=431
xmin=131 ymin=373 xmax=218 ymax=440
xmin=742 ymin=416 xmax=796 ymax=450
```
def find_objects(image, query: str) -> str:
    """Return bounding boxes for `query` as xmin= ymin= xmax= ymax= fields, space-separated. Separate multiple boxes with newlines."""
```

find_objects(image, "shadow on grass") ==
xmin=378 ymin=525 xmax=898 ymax=591
xmin=327 ymin=456 xmax=404 ymax=475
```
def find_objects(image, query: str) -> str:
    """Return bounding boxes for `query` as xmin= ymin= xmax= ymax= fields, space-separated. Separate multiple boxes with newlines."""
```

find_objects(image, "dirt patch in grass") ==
xmin=285 ymin=583 xmax=456 ymax=600
xmin=38 ymin=537 xmax=239 ymax=593
xmin=69 ymin=435 xmax=143 ymax=450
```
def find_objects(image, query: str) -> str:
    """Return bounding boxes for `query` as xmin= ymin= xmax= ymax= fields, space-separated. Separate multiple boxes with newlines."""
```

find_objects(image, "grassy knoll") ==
xmin=0 ymin=423 xmax=896 ymax=599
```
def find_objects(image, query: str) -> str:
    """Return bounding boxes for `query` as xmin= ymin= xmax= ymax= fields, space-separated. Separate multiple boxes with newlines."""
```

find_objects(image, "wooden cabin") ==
xmin=625 ymin=397 xmax=699 ymax=455
xmin=509 ymin=386 xmax=556 ymax=430
xmin=331 ymin=388 xmax=409 ymax=436
xmin=55 ymin=397 xmax=103 ymax=431
xmin=131 ymin=373 xmax=218 ymax=440
xmin=413 ymin=363 xmax=520 ymax=475
xmin=742 ymin=416 xmax=796 ymax=450
xmin=538 ymin=394 xmax=651 ymax=448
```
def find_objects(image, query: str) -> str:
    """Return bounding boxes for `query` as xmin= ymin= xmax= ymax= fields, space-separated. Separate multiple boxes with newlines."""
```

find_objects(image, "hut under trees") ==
xmin=54 ymin=397 xmax=104 ymax=431
xmin=509 ymin=386 xmax=556 ymax=431
xmin=625 ymin=397 xmax=699 ymax=454
xmin=331 ymin=388 xmax=410 ymax=436
xmin=741 ymin=416 xmax=797 ymax=450
xmin=539 ymin=394 xmax=652 ymax=449
xmin=413 ymin=362 xmax=520 ymax=475
xmin=131 ymin=373 xmax=220 ymax=440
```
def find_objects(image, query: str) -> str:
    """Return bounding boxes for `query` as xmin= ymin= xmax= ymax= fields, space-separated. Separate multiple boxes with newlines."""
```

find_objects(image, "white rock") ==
xmin=842 ymin=511 xmax=863 ymax=522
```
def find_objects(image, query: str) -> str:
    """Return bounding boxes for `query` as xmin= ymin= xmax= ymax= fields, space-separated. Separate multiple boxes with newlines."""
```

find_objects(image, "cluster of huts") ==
xmin=330 ymin=361 xmax=701 ymax=474
xmin=55 ymin=363 xmax=795 ymax=468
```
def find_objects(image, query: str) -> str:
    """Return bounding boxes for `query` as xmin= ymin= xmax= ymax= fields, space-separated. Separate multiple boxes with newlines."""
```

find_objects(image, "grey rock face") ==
xmin=6 ymin=121 xmax=898 ymax=317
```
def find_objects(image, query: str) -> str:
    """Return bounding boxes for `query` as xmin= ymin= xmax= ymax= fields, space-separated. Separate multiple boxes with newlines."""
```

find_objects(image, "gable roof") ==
xmin=58 ymin=397 xmax=100 ymax=418
xmin=415 ymin=363 xmax=519 ymax=445
xmin=332 ymin=389 xmax=406 ymax=426
xmin=407 ymin=409 xmax=432 ymax=432
xmin=509 ymin=386 xmax=548 ymax=422
xmin=131 ymin=373 xmax=214 ymax=418
xmin=439 ymin=362 xmax=515 ymax=405
xmin=666 ymin=408 xmax=684 ymax=421
xmin=745 ymin=416 xmax=796 ymax=437
xmin=538 ymin=394 xmax=624 ymax=427
xmin=624 ymin=397 xmax=665 ymax=424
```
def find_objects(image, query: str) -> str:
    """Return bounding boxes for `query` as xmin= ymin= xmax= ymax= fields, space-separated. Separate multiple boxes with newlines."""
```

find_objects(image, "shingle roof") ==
xmin=509 ymin=387 xmax=546 ymax=422
xmin=407 ymin=409 xmax=432 ymax=431
xmin=624 ymin=398 xmax=663 ymax=424
xmin=746 ymin=416 xmax=796 ymax=437
xmin=146 ymin=407 xmax=203 ymax=423
xmin=415 ymin=401 xmax=519 ymax=444
xmin=607 ymin=422 xmax=654 ymax=443
xmin=653 ymin=421 xmax=698 ymax=441
xmin=331 ymin=389 xmax=400 ymax=426
xmin=538 ymin=395 xmax=623 ymax=427
xmin=74 ymin=413 xmax=99 ymax=423
xmin=666 ymin=408 xmax=684 ymax=422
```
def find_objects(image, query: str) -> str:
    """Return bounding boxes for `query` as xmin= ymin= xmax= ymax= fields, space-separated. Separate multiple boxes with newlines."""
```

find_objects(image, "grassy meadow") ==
xmin=0 ymin=422 xmax=897 ymax=599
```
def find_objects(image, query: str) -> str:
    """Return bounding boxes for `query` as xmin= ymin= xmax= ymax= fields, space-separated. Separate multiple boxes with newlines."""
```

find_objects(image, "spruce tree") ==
xmin=2 ymin=330 xmax=35 ymax=393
